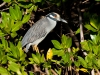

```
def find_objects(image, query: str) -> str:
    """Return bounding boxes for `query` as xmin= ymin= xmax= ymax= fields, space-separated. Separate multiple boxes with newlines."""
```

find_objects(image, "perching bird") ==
xmin=22 ymin=12 xmax=67 ymax=53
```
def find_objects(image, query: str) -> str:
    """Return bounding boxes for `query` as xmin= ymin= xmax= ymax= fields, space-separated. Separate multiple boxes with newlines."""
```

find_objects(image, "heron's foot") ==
xmin=32 ymin=45 xmax=39 ymax=53
xmin=23 ymin=48 xmax=28 ymax=53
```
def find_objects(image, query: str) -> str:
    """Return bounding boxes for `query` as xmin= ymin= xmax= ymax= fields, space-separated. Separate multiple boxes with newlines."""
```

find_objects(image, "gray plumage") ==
xmin=22 ymin=12 xmax=67 ymax=53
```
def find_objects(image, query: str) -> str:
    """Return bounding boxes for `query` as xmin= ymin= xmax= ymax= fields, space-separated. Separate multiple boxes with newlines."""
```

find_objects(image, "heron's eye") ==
xmin=54 ymin=15 xmax=57 ymax=18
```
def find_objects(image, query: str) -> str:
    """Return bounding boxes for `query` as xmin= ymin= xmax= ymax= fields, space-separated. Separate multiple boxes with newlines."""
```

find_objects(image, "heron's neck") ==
xmin=46 ymin=17 xmax=57 ymax=32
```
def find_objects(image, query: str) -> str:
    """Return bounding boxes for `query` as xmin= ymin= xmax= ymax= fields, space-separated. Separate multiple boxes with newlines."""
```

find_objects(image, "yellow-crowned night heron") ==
xmin=22 ymin=12 xmax=67 ymax=53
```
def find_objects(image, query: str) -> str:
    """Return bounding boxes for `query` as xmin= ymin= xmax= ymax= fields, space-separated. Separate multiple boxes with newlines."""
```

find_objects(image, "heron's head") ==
xmin=46 ymin=12 xmax=67 ymax=23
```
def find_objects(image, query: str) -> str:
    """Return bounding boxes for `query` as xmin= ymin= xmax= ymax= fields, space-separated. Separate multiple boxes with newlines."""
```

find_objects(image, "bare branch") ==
xmin=0 ymin=8 xmax=9 ymax=12
xmin=51 ymin=69 xmax=58 ymax=75
xmin=0 ymin=2 xmax=6 ymax=8
xmin=77 ymin=1 xmax=87 ymax=56
xmin=45 ymin=68 xmax=49 ymax=75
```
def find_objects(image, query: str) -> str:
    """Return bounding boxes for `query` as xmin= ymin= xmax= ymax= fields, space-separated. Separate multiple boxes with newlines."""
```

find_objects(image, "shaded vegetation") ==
xmin=0 ymin=0 xmax=100 ymax=75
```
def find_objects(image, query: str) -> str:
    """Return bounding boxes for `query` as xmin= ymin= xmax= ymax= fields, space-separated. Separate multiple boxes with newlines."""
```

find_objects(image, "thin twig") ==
xmin=33 ymin=64 xmax=45 ymax=74
xmin=51 ymin=69 xmax=58 ymax=75
xmin=0 ymin=8 xmax=9 ymax=12
xmin=96 ymin=69 xmax=100 ymax=75
xmin=0 ymin=2 xmax=6 ymax=8
xmin=45 ymin=68 xmax=49 ymax=75
xmin=77 ymin=1 xmax=87 ymax=56
xmin=38 ymin=5 xmax=53 ymax=12
xmin=91 ymin=69 xmax=95 ymax=75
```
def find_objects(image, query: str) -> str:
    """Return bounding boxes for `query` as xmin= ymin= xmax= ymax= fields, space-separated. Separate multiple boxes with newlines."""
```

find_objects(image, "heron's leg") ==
xmin=23 ymin=43 xmax=31 ymax=53
xmin=32 ymin=45 xmax=39 ymax=53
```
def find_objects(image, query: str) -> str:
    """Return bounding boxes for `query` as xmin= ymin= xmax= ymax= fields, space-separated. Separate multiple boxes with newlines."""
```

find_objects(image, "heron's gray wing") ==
xmin=22 ymin=17 xmax=49 ymax=47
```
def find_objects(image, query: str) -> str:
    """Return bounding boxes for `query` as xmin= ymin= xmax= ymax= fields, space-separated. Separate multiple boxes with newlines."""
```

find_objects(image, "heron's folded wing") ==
xmin=22 ymin=17 xmax=48 ymax=47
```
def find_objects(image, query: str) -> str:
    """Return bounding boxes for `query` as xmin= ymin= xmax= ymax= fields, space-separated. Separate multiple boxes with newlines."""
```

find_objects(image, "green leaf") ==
xmin=8 ymin=61 xmax=20 ymax=73
xmin=34 ymin=0 xmax=42 ymax=3
xmin=9 ymin=42 xmax=18 ymax=58
xmin=0 ymin=23 xmax=5 ymax=29
xmin=33 ymin=5 xmax=38 ymax=11
xmin=1 ymin=37 xmax=8 ymax=50
xmin=11 ymin=32 xmax=17 ymax=38
xmin=92 ymin=46 xmax=99 ymax=55
xmin=61 ymin=35 xmax=67 ymax=45
xmin=18 ymin=2 xmax=33 ymax=8
xmin=3 ymin=0 xmax=11 ymax=2
xmin=11 ymin=21 xmax=22 ymax=32
xmin=1 ymin=12 xmax=11 ymax=30
xmin=40 ymin=54 xmax=45 ymax=63
xmin=27 ymin=5 xmax=37 ymax=13
xmin=22 ymin=14 xmax=30 ymax=23
xmin=95 ymin=0 xmax=100 ymax=1
xmin=29 ymin=71 xmax=34 ymax=75
xmin=78 ymin=56 xmax=87 ymax=68
xmin=7 ymin=56 xmax=17 ymax=62
xmin=90 ymin=19 xmax=98 ymax=30
xmin=81 ymin=41 xmax=90 ymax=51
xmin=74 ymin=61 xmax=80 ymax=67
xmin=15 ymin=4 xmax=22 ymax=20
xmin=97 ymin=59 xmax=100 ymax=68
xmin=90 ymin=34 xmax=96 ymax=40
xmin=17 ymin=42 xmax=26 ymax=58
xmin=0 ymin=30 xmax=5 ymax=37
xmin=31 ymin=54 xmax=40 ymax=64
xmin=75 ymin=28 xmax=80 ymax=35
xmin=1 ymin=55 xmax=7 ymax=64
xmin=0 ymin=50 xmax=4 ymax=61
xmin=62 ymin=52 xmax=70 ymax=63
xmin=85 ymin=55 xmax=93 ymax=69
xmin=0 ymin=67 xmax=9 ymax=75
xmin=51 ymin=40 xmax=62 ymax=49
xmin=61 ymin=35 xmax=72 ymax=48
xmin=52 ymin=48 xmax=64 ymax=56
xmin=66 ymin=37 xmax=72 ymax=48
xmin=9 ymin=7 xmax=17 ymax=20
xmin=84 ymin=24 xmax=97 ymax=32
xmin=19 ymin=53 xmax=26 ymax=61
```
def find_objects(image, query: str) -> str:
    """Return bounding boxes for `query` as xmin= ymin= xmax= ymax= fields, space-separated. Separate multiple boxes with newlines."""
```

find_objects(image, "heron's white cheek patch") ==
xmin=49 ymin=14 xmax=55 ymax=18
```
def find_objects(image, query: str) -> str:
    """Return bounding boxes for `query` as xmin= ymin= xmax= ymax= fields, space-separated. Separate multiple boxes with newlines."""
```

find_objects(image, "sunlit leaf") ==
xmin=1 ymin=37 xmax=8 ymax=50
xmin=76 ymin=68 xmax=88 ymax=73
xmin=11 ymin=32 xmax=17 ymax=38
xmin=0 ymin=67 xmax=9 ymax=75
xmin=22 ymin=14 xmax=30 ymax=23
xmin=90 ymin=19 xmax=98 ymax=30
xmin=29 ymin=71 xmax=34 ymax=75
xmin=8 ymin=61 xmax=21 ymax=74
xmin=61 ymin=35 xmax=72 ymax=48
xmin=31 ymin=54 xmax=40 ymax=64
xmin=95 ymin=0 xmax=100 ymax=1
xmin=9 ymin=7 xmax=17 ymax=20
xmin=46 ymin=48 xmax=53 ymax=60
xmin=18 ymin=2 xmax=33 ymax=8
xmin=78 ymin=56 xmax=87 ymax=68
xmin=62 ymin=52 xmax=70 ymax=63
xmin=15 ymin=4 xmax=22 ymax=20
xmin=97 ymin=59 xmax=100 ymax=68
xmin=1 ymin=55 xmax=7 ymax=64
xmin=75 ymin=28 xmax=80 ymax=35
xmin=51 ymin=40 xmax=62 ymax=49
xmin=11 ymin=21 xmax=22 ymax=32
xmin=84 ymin=24 xmax=97 ymax=32
xmin=79 ymin=68 xmax=88 ymax=72
xmin=74 ymin=61 xmax=80 ymax=67
xmin=81 ymin=40 xmax=90 ymax=51
xmin=3 ymin=0 xmax=11 ymax=2
xmin=52 ymin=48 xmax=64 ymax=56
